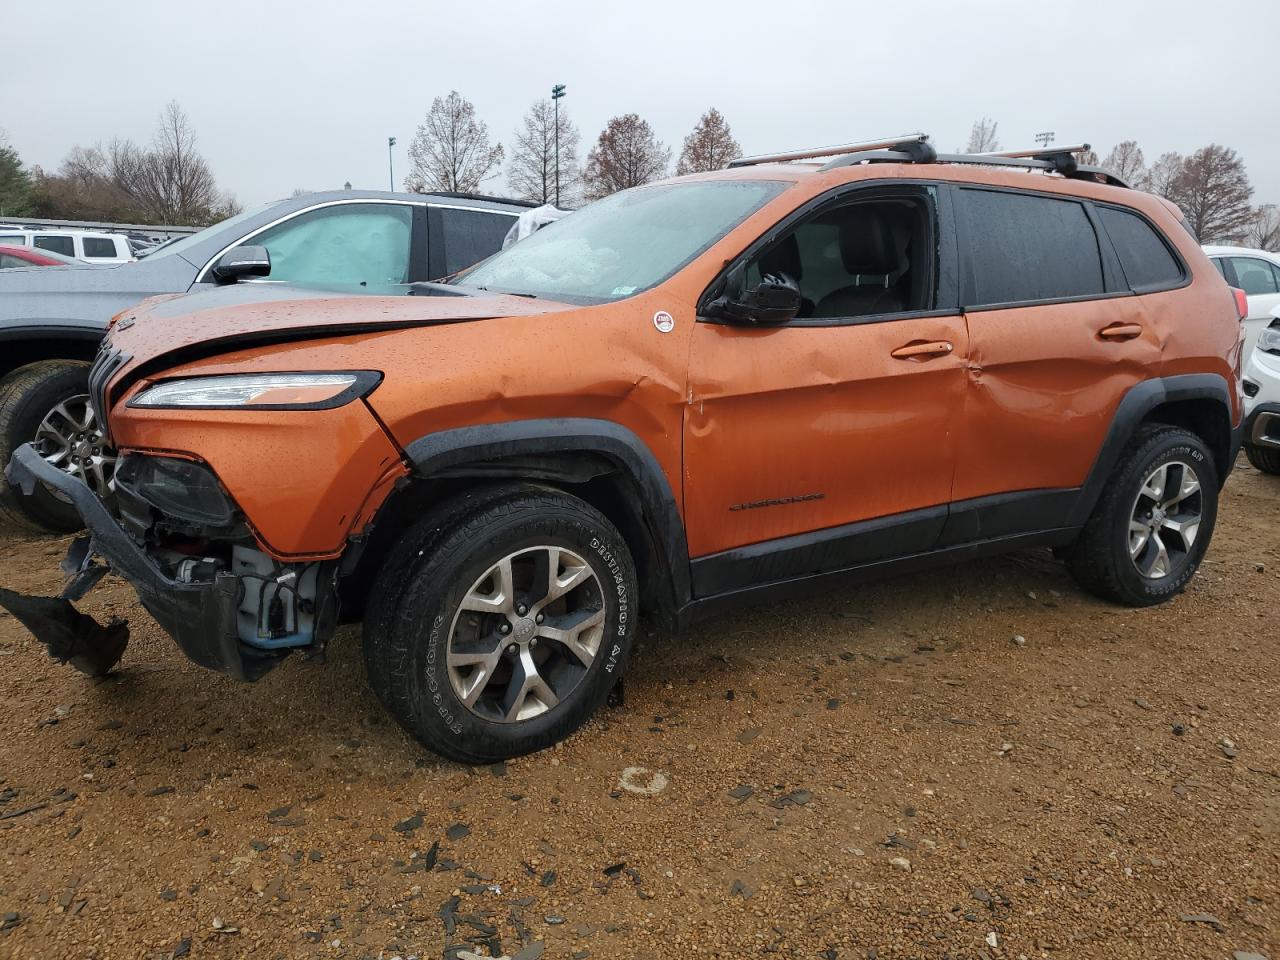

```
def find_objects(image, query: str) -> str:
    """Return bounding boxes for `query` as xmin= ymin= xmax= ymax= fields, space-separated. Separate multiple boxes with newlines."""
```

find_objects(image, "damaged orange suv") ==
xmin=1 ymin=135 xmax=1246 ymax=762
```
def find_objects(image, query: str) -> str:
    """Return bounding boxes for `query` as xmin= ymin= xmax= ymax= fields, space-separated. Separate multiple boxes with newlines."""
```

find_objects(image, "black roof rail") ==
xmin=429 ymin=191 xmax=541 ymax=208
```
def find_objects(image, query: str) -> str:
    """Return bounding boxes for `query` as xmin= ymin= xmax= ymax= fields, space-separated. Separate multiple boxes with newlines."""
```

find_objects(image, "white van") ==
xmin=0 ymin=229 xmax=135 ymax=264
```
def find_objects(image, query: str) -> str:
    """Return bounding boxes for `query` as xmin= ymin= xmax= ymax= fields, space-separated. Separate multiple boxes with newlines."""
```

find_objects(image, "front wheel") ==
xmin=1065 ymin=425 xmax=1218 ymax=606
xmin=363 ymin=486 xmax=637 ymax=763
xmin=0 ymin=360 xmax=114 ymax=533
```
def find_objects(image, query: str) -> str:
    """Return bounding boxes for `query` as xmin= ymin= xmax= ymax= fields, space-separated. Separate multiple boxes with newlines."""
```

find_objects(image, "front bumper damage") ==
xmin=1 ymin=444 xmax=332 ymax=681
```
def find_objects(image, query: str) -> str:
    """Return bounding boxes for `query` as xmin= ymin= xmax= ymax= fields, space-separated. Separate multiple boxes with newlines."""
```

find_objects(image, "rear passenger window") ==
xmin=958 ymin=189 xmax=1105 ymax=307
xmin=82 ymin=237 xmax=117 ymax=259
xmin=439 ymin=209 xmax=517 ymax=276
xmin=33 ymin=235 xmax=75 ymax=257
xmin=1098 ymin=206 xmax=1185 ymax=291
xmin=1227 ymin=257 xmax=1280 ymax=296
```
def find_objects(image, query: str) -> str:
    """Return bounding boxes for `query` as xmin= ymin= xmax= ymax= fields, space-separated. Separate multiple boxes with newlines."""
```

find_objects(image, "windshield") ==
xmin=143 ymin=204 xmax=273 ymax=261
xmin=457 ymin=179 xmax=787 ymax=302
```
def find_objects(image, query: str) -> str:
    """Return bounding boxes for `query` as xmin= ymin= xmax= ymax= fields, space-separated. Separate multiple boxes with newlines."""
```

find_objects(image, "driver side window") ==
xmin=746 ymin=192 xmax=936 ymax=320
xmin=249 ymin=203 xmax=413 ymax=286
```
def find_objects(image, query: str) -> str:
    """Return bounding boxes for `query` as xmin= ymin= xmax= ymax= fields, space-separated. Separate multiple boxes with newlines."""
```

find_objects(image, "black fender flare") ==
xmin=403 ymin=418 xmax=692 ymax=618
xmin=1068 ymin=373 xmax=1236 ymax=526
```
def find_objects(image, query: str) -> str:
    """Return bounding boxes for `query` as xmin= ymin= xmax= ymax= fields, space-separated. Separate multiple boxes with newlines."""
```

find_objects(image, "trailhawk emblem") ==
xmin=653 ymin=310 xmax=675 ymax=333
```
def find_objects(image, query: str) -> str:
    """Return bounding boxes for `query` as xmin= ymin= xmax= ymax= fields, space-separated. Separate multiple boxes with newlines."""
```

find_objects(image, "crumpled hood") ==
xmin=97 ymin=281 xmax=575 ymax=402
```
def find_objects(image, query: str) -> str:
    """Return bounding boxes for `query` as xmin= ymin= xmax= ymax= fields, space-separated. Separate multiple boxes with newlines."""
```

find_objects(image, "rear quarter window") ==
xmin=957 ymin=189 xmax=1105 ymax=307
xmin=82 ymin=237 xmax=119 ymax=258
xmin=439 ymin=208 xmax=517 ymax=276
xmin=1096 ymin=206 xmax=1185 ymax=291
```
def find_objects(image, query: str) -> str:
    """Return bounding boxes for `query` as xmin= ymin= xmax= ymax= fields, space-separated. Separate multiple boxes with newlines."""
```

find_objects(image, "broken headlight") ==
xmin=128 ymin=372 xmax=380 ymax=410
xmin=114 ymin=455 xmax=237 ymax=527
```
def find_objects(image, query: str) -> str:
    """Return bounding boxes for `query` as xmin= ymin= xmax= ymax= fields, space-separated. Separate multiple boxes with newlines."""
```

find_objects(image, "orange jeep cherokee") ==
xmin=1 ymin=135 xmax=1246 ymax=762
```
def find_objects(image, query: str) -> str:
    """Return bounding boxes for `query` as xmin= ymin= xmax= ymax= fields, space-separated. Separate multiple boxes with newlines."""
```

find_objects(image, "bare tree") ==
xmin=125 ymin=102 xmax=221 ymax=223
xmin=1243 ymin=204 xmax=1280 ymax=252
xmin=582 ymin=114 xmax=670 ymax=200
xmin=676 ymin=108 xmax=741 ymax=175
xmin=1167 ymin=144 xmax=1254 ymax=243
xmin=1142 ymin=151 xmax=1185 ymax=199
xmin=507 ymin=99 xmax=580 ymax=205
xmin=960 ymin=117 xmax=1000 ymax=153
xmin=1076 ymin=148 xmax=1099 ymax=167
xmin=1102 ymin=140 xmax=1146 ymax=185
xmin=406 ymin=91 xmax=505 ymax=194
xmin=27 ymin=104 xmax=232 ymax=225
xmin=39 ymin=144 xmax=136 ymax=221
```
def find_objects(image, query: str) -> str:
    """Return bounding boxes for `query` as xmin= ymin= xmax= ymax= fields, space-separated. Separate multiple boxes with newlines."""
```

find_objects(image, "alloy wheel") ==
xmin=446 ymin=545 xmax=605 ymax=724
xmin=32 ymin=393 xmax=116 ymax=502
xmin=1128 ymin=460 xmax=1202 ymax=580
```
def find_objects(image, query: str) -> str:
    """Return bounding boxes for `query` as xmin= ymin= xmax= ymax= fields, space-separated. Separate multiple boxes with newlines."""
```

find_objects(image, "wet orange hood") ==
xmin=99 ymin=282 xmax=576 ymax=394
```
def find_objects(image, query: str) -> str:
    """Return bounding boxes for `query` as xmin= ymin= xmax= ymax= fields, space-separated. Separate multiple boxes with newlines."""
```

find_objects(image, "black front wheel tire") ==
xmin=362 ymin=485 xmax=638 ymax=763
xmin=1245 ymin=443 xmax=1280 ymax=475
xmin=0 ymin=360 xmax=95 ymax=533
xmin=1065 ymin=425 xmax=1218 ymax=606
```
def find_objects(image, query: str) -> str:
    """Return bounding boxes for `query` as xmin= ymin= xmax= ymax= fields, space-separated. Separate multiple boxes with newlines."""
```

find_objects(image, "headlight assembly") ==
xmin=128 ymin=371 xmax=380 ymax=410
xmin=1258 ymin=324 xmax=1280 ymax=356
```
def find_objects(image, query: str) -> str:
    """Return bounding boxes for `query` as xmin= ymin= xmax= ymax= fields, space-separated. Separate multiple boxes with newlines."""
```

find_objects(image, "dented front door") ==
xmin=682 ymin=315 xmax=969 ymax=560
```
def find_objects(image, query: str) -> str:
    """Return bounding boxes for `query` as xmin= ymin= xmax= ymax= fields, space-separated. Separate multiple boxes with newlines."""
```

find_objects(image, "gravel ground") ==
xmin=0 ymin=460 xmax=1276 ymax=960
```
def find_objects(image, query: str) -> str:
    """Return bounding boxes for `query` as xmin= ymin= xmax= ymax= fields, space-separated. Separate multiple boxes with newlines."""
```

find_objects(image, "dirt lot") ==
xmin=0 ymin=462 xmax=1276 ymax=960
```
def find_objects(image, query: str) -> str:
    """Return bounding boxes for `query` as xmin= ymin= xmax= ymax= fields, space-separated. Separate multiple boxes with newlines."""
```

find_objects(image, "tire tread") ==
xmin=1245 ymin=443 xmax=1280 ymax=475
xmin=1066 ymin=424 xmax=1216 ymax=606
xmin=363 ymin=483 xmax=635 ymax=763
xmin=0 ymin=359 xmax=92 ymax=533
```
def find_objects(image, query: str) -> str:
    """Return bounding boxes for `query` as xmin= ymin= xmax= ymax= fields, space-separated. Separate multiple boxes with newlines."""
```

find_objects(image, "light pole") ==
xmin=388 ymin=136 xmax=397 ymax=191
xmin=1035 ymin=131 xmax=1055 ymax=148
xmin=551 ymin=84 xmax=566 ymax=207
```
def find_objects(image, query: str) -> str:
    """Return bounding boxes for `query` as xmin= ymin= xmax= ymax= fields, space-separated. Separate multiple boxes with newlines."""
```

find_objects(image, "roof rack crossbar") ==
xmin=727 ymin=135 xmax=1129 ymax=188
xmin=976 ymin=143 xmax=1091 ymax=177
xmin=977 ymin=144 xmax=1092 ymax=160
xmin=728 ymin=133 xmax=930 ymax=168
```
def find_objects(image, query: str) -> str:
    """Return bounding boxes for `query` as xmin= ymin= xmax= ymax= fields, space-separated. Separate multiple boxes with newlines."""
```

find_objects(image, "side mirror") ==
xmin=706 ymin=267 xmax=801 ymax=325
xmin=211 ymin=245 xmax=271 ymax=284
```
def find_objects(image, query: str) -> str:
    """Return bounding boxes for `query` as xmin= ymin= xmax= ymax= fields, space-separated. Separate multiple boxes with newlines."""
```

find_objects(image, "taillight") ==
xmin=1231 ymin=287 xmax=1248 ymax=320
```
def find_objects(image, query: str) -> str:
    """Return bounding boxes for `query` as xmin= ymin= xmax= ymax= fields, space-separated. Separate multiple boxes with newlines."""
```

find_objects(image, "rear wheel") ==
xmin=1066 ymin=426 xmax=1218 ymax=606
xmin=0 ymin=360 xmax=113 ymax=533
xmin=363 ymin=485 xmax=637 ymax=763
xmin=1245 ymin=443 xmax=1280 ymax=475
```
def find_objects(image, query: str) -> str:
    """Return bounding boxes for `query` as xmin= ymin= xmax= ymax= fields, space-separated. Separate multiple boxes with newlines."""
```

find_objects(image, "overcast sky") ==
xmin=5 ymin=0 xmax=1279 ymax=212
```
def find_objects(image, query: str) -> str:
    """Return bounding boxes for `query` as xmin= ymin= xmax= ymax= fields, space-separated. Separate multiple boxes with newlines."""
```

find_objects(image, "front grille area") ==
xmin=88 ymin=340 xmax=130 ymax=445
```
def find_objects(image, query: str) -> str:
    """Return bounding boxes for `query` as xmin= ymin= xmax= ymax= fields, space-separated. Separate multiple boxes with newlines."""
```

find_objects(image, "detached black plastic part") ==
xmin=3 ymin=443 xmax=283 ymax=682
xmin=0 ymin=587 xmax=128 ymax=677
